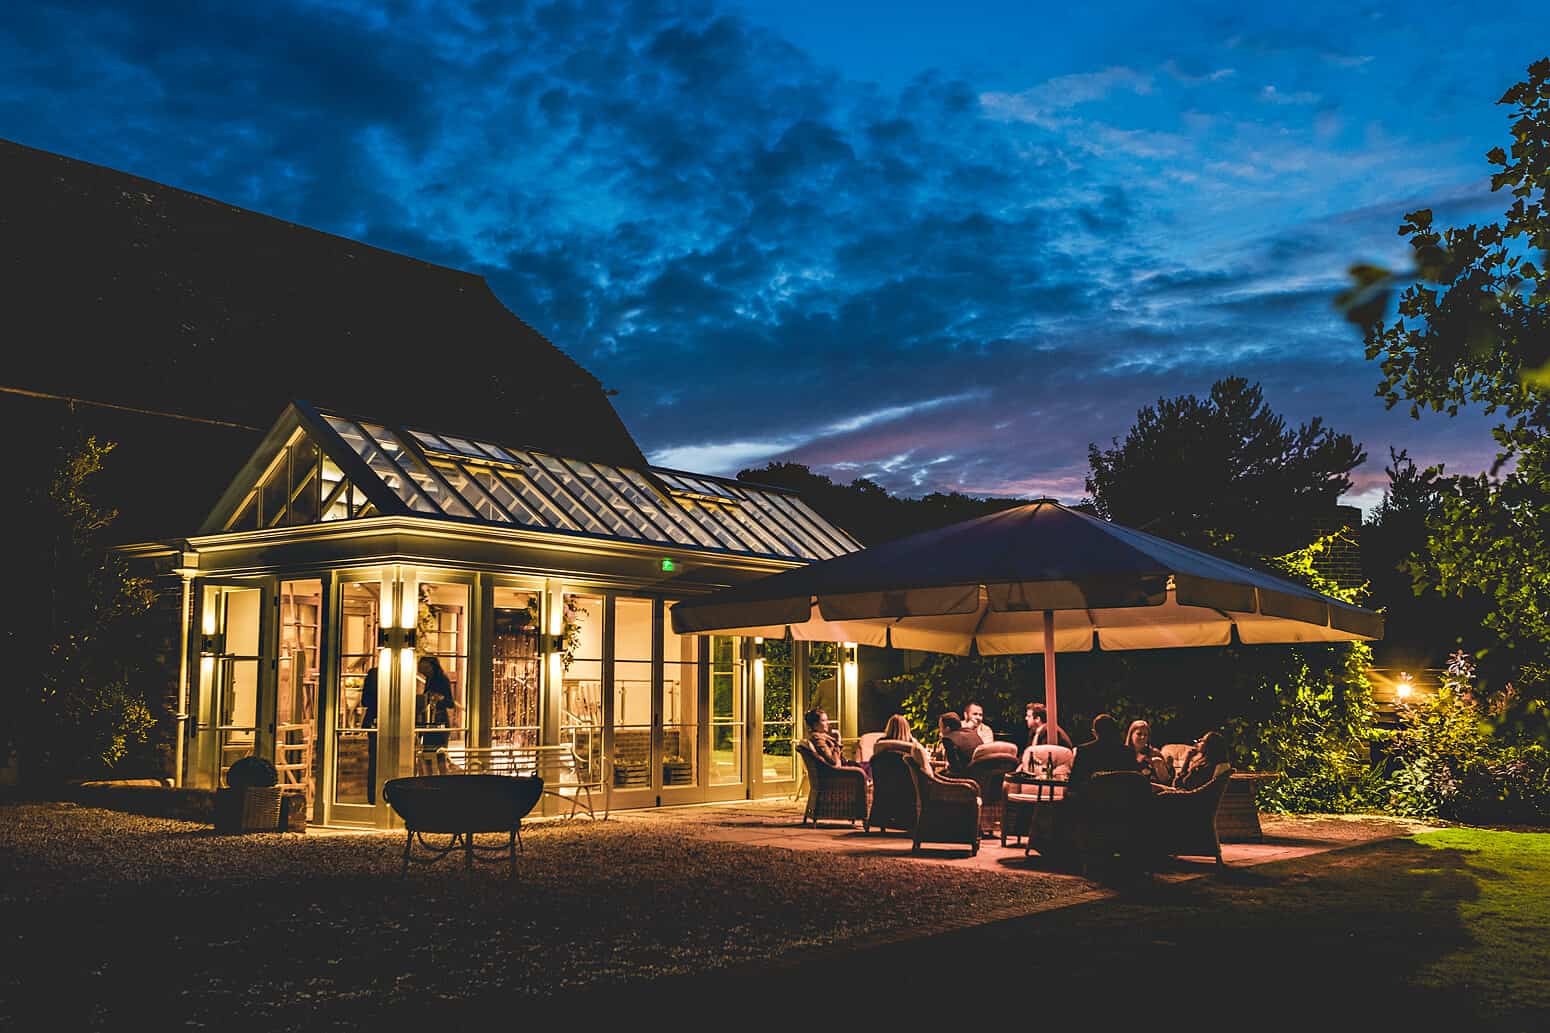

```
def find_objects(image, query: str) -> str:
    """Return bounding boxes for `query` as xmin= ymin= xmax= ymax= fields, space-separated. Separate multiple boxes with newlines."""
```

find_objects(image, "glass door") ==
xmin=708 ymin=635 xmax=744 ymax=790
xmin=660 ymin=602 xmax=702 ymax=800
xmin=190 ymin=581 xmax=273 ymax=790
xmin=756 ymin=636 xmax=797 ymax=793
xmin=411 ymin=579 xmax=470 ymax=774
xmin=489 ymin=587 xmax=541 ymax=749
xmin=330 ymin=577 xmax=384 ymax=815
xmin=276 ymin=579 xmax=323 ymax=819
xmin=610 ymin=597 xmax=655 ymax=804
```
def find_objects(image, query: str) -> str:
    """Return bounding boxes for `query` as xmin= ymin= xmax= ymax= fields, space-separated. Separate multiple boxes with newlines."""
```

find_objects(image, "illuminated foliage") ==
xmin=1342 ymin=58 xmax=1550 ymax=696
xmin=4 ymin=430 xmax=157 ymax=780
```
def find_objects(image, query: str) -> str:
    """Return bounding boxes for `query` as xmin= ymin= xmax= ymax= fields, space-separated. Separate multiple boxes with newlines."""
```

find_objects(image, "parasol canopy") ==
xmin=671 ymin=498 xmax=1381 ymax=745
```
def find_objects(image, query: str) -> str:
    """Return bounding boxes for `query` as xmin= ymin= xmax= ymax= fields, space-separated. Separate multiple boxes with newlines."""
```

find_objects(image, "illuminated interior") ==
xmin=167 ymin=402 xmax=865 ymax=827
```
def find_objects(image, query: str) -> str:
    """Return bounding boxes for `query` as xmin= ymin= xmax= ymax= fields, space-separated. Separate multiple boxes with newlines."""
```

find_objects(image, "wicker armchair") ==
xmin=795 ymin=741 xmax=870 ymax=827
xmin=1150 ymin=763 xmax=1234 ymax=867
xmin=866 ymin=742 xmax=918 ymax=833
xmin=964 ymin=743 xmax=1019 ymax=836
xmin=904 ymin=752 xmax=981 ymax=856
xmin=1036 ymin=770 xmax=1153 ymax=872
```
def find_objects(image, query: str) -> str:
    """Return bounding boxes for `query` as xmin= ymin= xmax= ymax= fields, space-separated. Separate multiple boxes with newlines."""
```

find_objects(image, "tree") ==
xmin=875 ymin=383 xmax=1378 ymax=812
xmin=2 ymin=427 xmax=159 ymax=781
xmin=1362 ymin=449 xmax=1492 ymax=674
xmin=1342 ymin=58 xmax=1550 ymax=695
xmin=1086 ymin=377 xmax=1366 ymax=563
xmin=735 ymin=461 xmax=1026 ymax=545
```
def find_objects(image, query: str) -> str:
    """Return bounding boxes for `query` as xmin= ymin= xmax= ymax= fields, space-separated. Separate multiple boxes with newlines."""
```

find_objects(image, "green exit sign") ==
xmin=660 ymin=558 xmax=675 ymax=573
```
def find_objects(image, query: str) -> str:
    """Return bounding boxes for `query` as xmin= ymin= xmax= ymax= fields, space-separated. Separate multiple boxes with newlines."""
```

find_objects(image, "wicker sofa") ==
xmin=904 ymin=752 xmax=981 ymax=856
xmin=795 ymin=740 xmax=870 ymax=826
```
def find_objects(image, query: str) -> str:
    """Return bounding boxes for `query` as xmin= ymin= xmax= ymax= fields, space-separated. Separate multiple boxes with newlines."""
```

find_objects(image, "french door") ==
xmin=189 ymin=579 xmax=276 ymax=790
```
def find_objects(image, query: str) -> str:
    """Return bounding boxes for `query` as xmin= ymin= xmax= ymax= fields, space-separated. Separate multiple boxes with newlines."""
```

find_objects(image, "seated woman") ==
xmin=1171 ymin=730 xmax=1230 ymax=791
xmin=876 ymin=713 xmax=934 ymax=772
xmin=1125 ymin=719 xmax=1172 ymax=785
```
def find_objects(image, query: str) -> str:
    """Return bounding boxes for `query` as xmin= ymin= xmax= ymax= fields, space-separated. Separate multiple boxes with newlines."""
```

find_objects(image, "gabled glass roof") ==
xmin=214 ymin=403 xmax=860 ymax=563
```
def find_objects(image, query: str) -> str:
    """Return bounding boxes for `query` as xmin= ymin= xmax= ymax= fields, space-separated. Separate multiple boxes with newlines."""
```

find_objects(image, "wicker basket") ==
xmin=279 ymin=791 xmax=309 ymax=833
xmin=214 ymin=786 xmax=284 ymax=833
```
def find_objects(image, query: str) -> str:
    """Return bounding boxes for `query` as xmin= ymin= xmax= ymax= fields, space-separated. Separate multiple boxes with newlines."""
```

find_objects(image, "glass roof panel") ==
xmin=623 ymin=469 xmax=720 ymax=549
xmin=713 ymin=487 xmax=793 ymax=555
xmin=506 ymin=450 xmax=608 ymax=534
xmin=595 ymin=465 xmax=693 ymax=545
xmin=672 ymin=473 xmax=743 ymax=501
xmin=493 ymin=465 xmax=577 ymax=530
xmin=409 ymin=429 xmax=453 ymax=453
xmin=693 ymin=497 xmax=769 ymax=553
xmin=559 ymin=458 xmax=658 ymax=540
xmin=763 ymin=491 xmax=844 ymax=557
xmin=713 ymin=484 xmax=806 ymax=555
xmin=474 ymin=440 xmax=522 ymax=465
xmin=787 ymin=496 xmax=860 ymax=551
xmin=439 ymin=433 xmax=484 ymax=456
xmin=676 ymin=498 xmax=747 ymax=551
xmin=531 ymin=453 xmax=633 ymax=538
xmin=359 ymin=422 xmax=476 ymax=519
xmin=430 ymin=460 xmax=513 ymax=523
xmin=303 ymin=408 xmax=859 ymax=560
xmin=739 ymin=487 xmax=832 ymax=558
xmin=324 ymin=415 xmax=439 ymax=514
xmin=473 ymin=467 xmax=541 ymax=525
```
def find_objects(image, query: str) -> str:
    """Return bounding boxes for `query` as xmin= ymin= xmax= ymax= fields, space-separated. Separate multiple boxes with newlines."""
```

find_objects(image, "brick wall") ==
xmin=1311 ymin=504 xmax=1364 ymax=592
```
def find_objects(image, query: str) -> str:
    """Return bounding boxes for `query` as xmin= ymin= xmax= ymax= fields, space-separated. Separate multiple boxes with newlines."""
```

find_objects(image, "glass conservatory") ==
xmin=129 ymin=401 xmax=863 ymax=828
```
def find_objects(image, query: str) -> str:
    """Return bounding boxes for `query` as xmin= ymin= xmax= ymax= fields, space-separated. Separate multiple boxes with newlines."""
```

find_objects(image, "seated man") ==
xmin=1024 ymin=702 xmax=1073 ymax=750
xmin=1067 ymin=713 xmax=1135 ymax=789
xmin=938 ymin=712 xmax=985 ymax=776
xmin=804 ymin=707 xmax=870 ymax=779
xmin=962 ymin=701 xmax=995 ymax=745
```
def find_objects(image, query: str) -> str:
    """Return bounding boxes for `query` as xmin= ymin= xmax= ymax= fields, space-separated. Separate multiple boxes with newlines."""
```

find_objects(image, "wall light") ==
xmin=1396 ymin=672 xmax=1413 ymax=701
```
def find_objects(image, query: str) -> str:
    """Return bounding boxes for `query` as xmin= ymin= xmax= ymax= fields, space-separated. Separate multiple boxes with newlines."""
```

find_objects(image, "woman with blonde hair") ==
xmin=1125 ymin=719 xmax=1172 ymax=785
xmin=877 ymin=712 xmax=933 ymax=771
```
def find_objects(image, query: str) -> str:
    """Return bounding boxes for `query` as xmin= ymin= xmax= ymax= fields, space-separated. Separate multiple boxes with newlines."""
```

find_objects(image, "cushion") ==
xmin=970 ymin=741 xmax=1019 ymax=764
xmin=1024 ymin=744 xmax=1075 ymax=771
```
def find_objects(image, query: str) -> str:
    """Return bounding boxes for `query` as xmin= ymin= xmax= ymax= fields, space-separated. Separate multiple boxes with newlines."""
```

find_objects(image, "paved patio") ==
xmin=617 ymin=797 xmax=1432 ymax=884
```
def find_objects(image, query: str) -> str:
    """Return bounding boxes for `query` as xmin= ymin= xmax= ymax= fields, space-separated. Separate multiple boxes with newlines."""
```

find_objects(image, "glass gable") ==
xmin=225 ymin=429 xmax=371 ymax=531
xmin=219 ymin=406 xmax=863 ymax=561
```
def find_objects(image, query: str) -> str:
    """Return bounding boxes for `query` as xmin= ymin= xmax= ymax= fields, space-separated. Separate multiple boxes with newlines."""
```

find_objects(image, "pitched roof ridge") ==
xmin=0 ymin=136 xmax=488 ymax=284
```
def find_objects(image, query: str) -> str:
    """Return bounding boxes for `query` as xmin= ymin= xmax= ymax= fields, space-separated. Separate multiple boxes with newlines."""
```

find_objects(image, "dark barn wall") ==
xmin=0 ymin=135 xmax=646 ymax=546
xmin=0 ymin=137 xmax=649 ymax=780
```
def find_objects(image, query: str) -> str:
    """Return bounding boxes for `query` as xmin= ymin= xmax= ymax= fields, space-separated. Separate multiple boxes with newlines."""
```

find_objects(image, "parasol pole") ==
xmin=1042 ymin=608 xmax=1058 ymax=752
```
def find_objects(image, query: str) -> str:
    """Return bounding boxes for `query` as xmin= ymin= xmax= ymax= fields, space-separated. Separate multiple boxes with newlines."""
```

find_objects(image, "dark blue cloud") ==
xmin=0 ymin=0 xmax=1535 ymax=513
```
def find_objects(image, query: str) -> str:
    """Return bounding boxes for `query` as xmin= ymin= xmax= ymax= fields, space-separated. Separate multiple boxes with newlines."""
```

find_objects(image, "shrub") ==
xmin=225 ymin=755 xmax=278 ymax=789
xmin=1385 ymin=653 xmax=1550 ymax=824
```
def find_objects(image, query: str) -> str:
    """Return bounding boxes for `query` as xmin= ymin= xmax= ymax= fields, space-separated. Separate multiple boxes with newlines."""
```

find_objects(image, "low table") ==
xmin=1001 ymin=776 xmax=1067 ymax=847
xmin=1217 ymin=772 xmax=1279 ymax=842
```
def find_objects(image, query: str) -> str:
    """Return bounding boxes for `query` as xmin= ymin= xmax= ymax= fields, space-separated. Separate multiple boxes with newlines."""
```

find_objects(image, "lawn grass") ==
xmin=1410 ymin=828 xmax=1550 ymax=1015
xmin=615 ymin=824 xmax=1550 ymax=1028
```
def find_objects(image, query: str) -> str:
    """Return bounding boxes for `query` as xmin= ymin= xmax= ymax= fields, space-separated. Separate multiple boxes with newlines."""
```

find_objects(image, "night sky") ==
xmin=1 ymin=2 xmax=1539 ymax=511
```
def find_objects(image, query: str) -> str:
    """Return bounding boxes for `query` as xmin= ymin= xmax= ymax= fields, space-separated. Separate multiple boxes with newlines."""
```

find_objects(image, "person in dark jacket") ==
xmin=1067 ymin=713 xmax=1135 ymax=788
xmin=1024 ymin=702 xmax=1073 ymax=749
xmin=938 ymin=712 xmax=985 ymax=776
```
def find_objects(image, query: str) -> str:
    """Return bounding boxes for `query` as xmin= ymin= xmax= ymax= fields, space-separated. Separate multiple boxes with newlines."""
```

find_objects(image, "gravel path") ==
xmin=1 ymin=801 xmax=1082 ymax=1028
